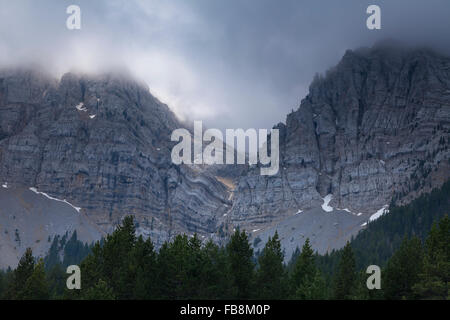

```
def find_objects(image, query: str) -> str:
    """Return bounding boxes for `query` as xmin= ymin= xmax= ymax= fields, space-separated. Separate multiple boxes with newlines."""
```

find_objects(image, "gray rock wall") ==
xmin=230 ymin=43 xmax=450 ymax=231
xmin=0 ymin=69 xmax=230 ymax=250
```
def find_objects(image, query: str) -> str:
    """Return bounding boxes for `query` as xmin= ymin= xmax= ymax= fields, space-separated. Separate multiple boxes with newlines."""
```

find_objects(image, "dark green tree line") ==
xmin=0 ymin=210 xmax=448 ymax=300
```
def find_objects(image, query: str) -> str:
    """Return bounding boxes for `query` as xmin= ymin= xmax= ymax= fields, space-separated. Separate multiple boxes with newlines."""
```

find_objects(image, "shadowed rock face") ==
xmin=230 ymin=43 xmax=450 ymax=232
xmin=0 ymin=69 xmax=230 ymax=254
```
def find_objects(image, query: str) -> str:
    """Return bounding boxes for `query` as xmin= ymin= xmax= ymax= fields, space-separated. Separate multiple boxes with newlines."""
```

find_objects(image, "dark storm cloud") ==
xmin=0 ymin=0 xmax=449 ymax=131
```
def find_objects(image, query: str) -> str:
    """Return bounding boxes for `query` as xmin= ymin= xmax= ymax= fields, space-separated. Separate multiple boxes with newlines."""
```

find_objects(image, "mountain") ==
xmin=320 ymin=180 xmax=450 ymax=273
xmin=0 ymin=186 xmax=102 ymax=269
xmin=229 ymin=42 xmax=450 ymax=258
xmin=0 ymin=69 xmax=230 ymax=268
xmin=0 ymin=42 xmax=449 ymax=268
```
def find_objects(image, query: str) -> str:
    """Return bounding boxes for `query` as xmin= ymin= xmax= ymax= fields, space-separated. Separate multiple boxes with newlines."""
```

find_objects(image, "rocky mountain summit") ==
xmin=0 ymin=42 xmax=449 ymax=267
xmin=229 ymin=43 xmax=450 ymax=243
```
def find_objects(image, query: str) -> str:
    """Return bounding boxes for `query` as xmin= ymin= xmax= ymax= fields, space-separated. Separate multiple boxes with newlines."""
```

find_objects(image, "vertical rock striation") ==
xmin=230 ymin=43 xmax=450 ymax=231
xmin=0 ymin=69 xmax=230 ymax=251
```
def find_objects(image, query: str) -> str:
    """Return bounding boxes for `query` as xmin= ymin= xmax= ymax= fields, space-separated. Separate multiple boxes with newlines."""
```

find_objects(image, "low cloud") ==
xmin=0 ymin=0 xmax=449 ymax=131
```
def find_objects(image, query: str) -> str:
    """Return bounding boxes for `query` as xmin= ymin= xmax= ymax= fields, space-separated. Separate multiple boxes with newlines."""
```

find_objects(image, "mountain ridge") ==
xmin=0 ymin=69 xmax=230 ymax=267
xmin=229 ymin=43 xmax=450 ymax=252
xmin=0 ymin=42 xmax=449 ymax=267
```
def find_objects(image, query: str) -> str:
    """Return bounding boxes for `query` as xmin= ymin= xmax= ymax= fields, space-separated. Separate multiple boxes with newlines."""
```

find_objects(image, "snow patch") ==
xmin=336 ymin=207 xmax=354 ymax=214
xmin=2 ymin=182 xmax=8 ymax=188
xmin=342 ymin=208 xmax=363 ymax=216
xmin=252 ymin=229 xmax=260 ymax=233
xmin=75 ymin=102 xmax=87 ymax=112
xmin=369 ymin=205 xmax=389 ymax=222
xmin=361 ymin=222 xmax=367 ymax=227
xmin=29 ymin=187 xmax=82 ymax=213
xmin=89 ymin=114 xmax=96 ymax=119
xmin=295 ymin=209 xmax=303 ymax=215
xmin=321 ymin=194 xmax=333 ymax=212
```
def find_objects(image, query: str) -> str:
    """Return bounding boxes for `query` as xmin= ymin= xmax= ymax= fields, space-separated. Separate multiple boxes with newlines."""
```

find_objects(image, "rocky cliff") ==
xmin=1 ymin=42 xmax=449 ymax=266
xmin=229 ymin=43 xmax=450 ymax=246
xmin=0 ymin=69 xmax=230 ymax=266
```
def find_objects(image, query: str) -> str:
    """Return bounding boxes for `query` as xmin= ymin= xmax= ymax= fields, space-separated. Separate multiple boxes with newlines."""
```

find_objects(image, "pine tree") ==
xmin=78 ymin=241 xmax=103 ymax=298
xmin=333 ymin=242 xmax=356 ymax=299
xmin=226 ymin=229 xmax=255 ymax=299
xmin=4 ymin=248 xmax=35 ymax=299
xmin=200 ymin=241 xmax=236 ymax=299
xmin=102 ymin=216 xmax=137 ymax=299
xmin=44 ymin=235 xmax=61 ymax=270
xmin=413 ymin=215 xmax=450 ymax=299
xmin=83 ymin=279 xmax=115 ymax=300
xmin=62 ymin=230 xmax=91 ymax=267
xmin=131 ymin=235 xmax=156 ymax=299
xmin=185 ymin=234 xmax=207 ymax=298
xmin=383 ymin=236 xmax=424 ymax=299
xmin=46 ymin=263 xmax=66 ymax=299
xmin=155 ymin=233 xmax=207 ymax=299
xmin=156 ymin=234 xmax=192 ymax=299
xmin=76 ymin=216 xmax=139 ymax=299
xmin=291 ymin=238 xmax=326 ymax=299
xmin=0 ymin=270 xmax=6 ymax=298
xmin=18 ymin=259 xmax=49 ymax=300
xmin=255 ymin=231 xmax=287 ymax=299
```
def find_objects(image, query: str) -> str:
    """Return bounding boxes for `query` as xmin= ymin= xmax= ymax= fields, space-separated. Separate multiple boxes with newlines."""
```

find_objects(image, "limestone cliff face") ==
xmin=229 ymin=43 xmax=450 ymax=230
xmin=0 ymin=69 xmax=230 ymax=250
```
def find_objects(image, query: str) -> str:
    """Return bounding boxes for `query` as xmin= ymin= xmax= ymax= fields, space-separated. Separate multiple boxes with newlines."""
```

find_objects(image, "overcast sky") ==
xmin=0 ymin=0 xmax=449 ymax=131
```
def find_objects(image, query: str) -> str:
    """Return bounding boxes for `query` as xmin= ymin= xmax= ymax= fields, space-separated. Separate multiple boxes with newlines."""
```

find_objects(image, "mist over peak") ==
xmin=1 ymin=1 xmax=449 ymax=132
